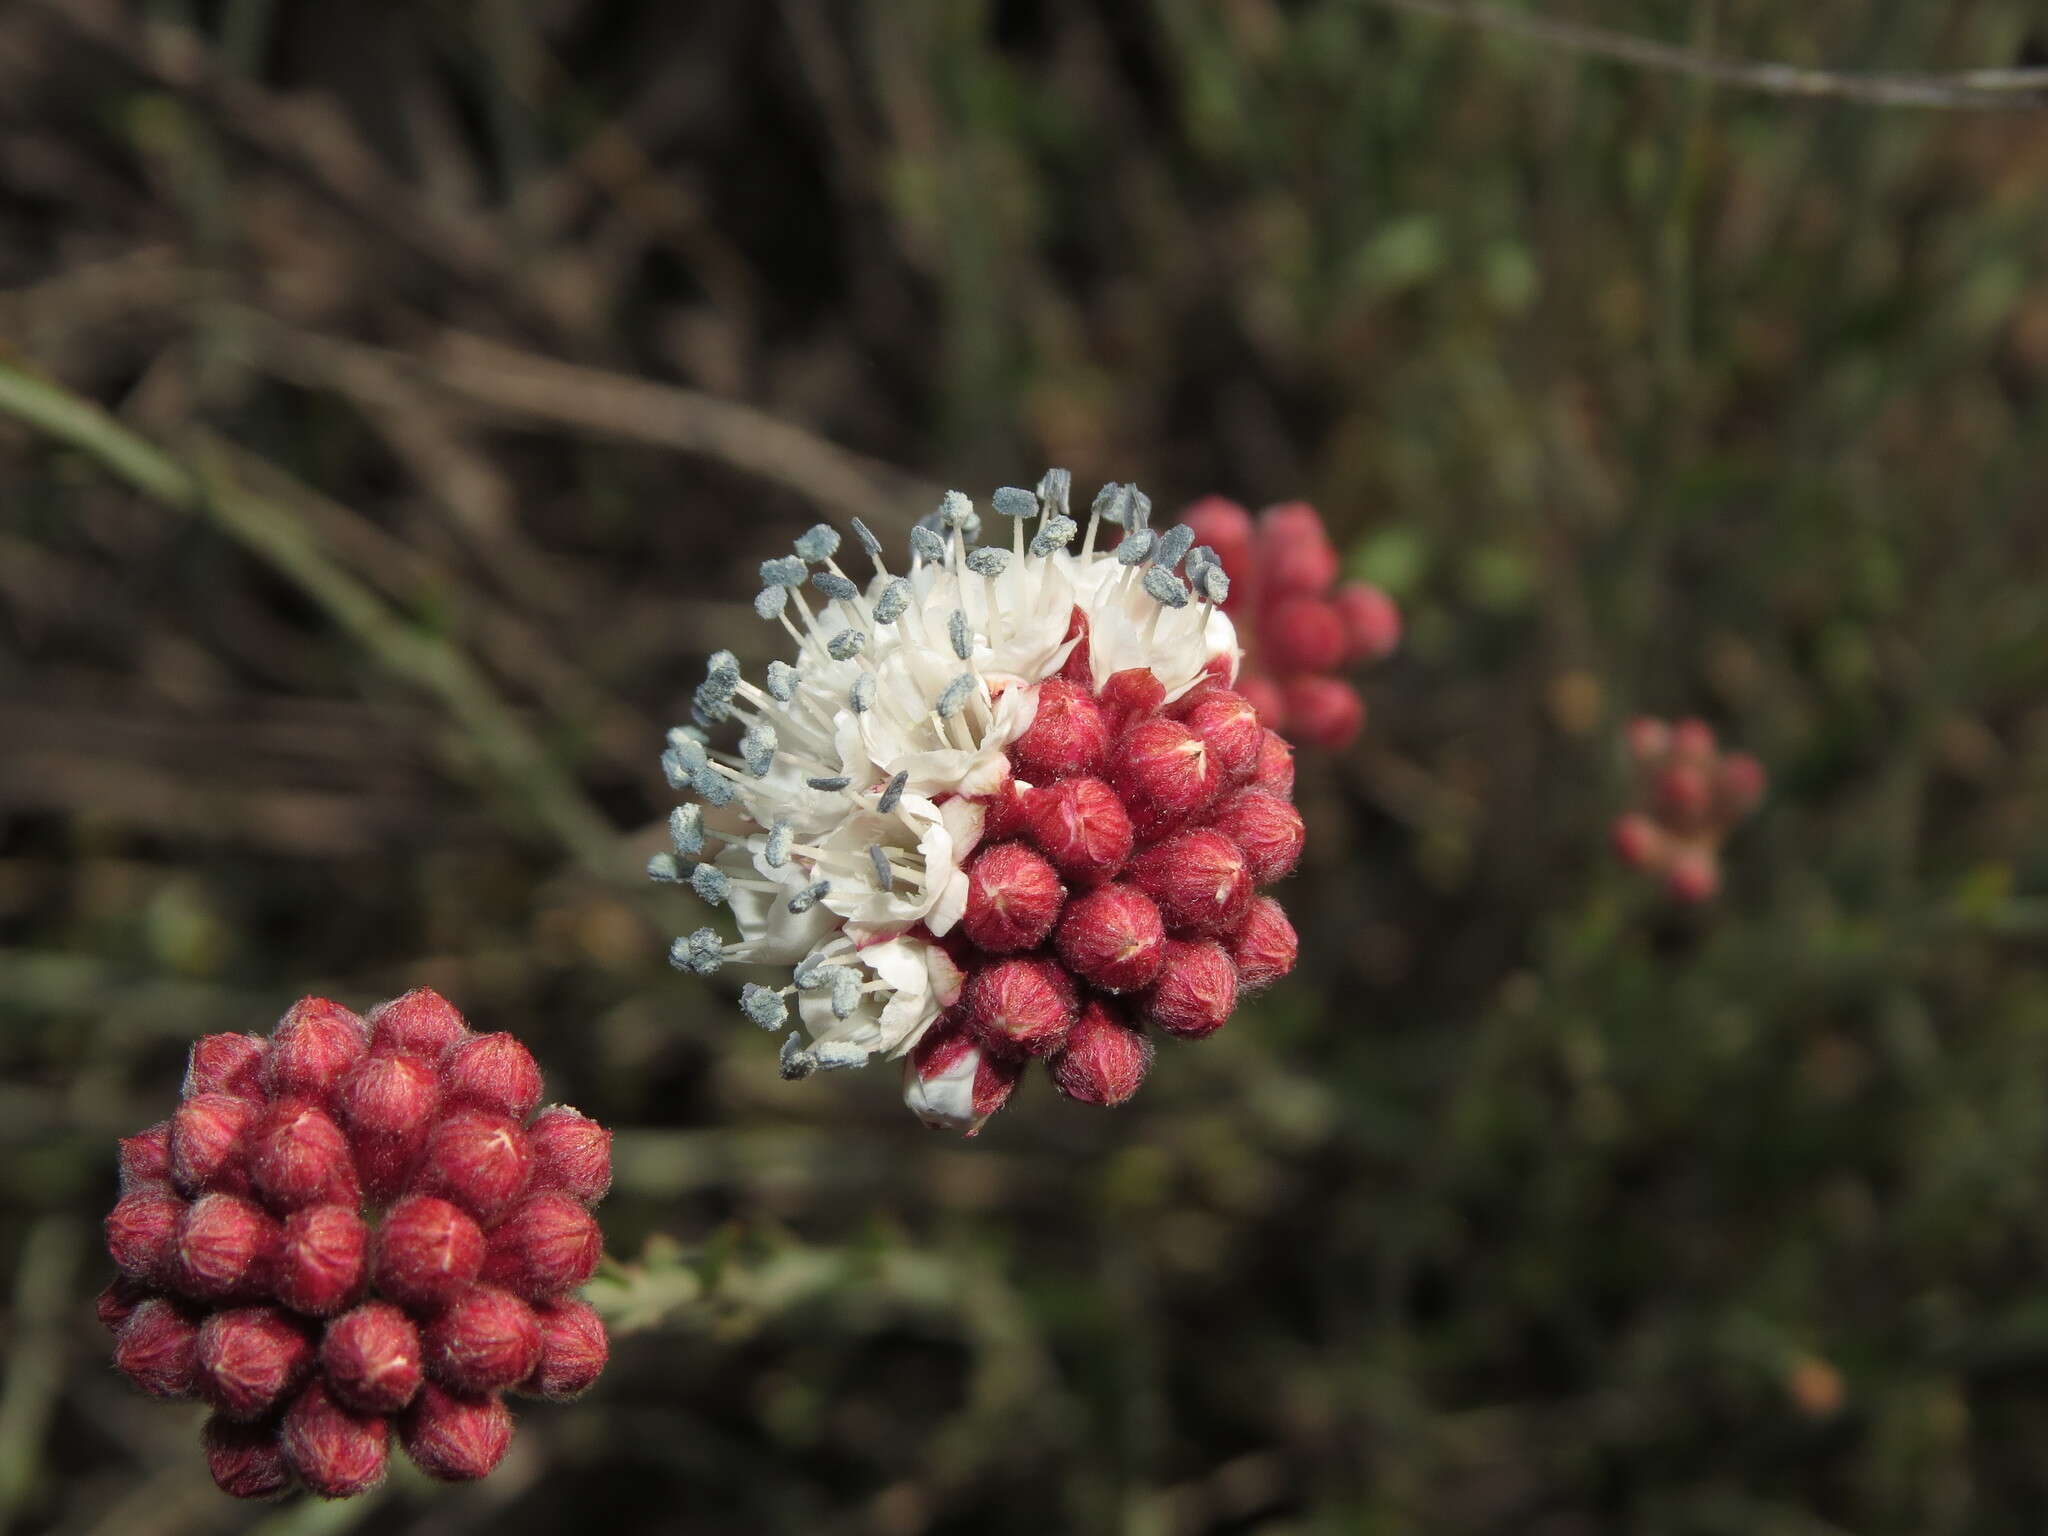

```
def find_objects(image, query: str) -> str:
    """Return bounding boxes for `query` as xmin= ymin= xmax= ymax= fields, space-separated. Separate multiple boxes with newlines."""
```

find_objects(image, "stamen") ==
xmin=850 ymin=674 xmax=876 ymax=712
xmin=1142 ymin=566 xmax=1191 ymax=608
xmin=966 ymin=547 xmax=1010 ymax=577
xmin=873 ymin=577 xmax=913 ymax=623
xmin=807 ymin=775 xmax=852 ymax=791
xmin=689 ymin=864 xmax=732 ymax=905
xmin=1031 ymin=515 xmax=1077 ymax=557
xmin=851 ymin=518 xmax=884 ymax=562
xmin=1154 ymin=524 xmax=1195 ymax=569
xmin=740 ymin=984 xmax=788 ymax=1029
xmin=794 ymin=524 xmax=841 ymax=562
xmin=831 ymin=969 xmax=862 ymax=1019
xmin=1037 ymin=466 xmax=1072 ymax=516
xmin=760 ymin=555 xmax=807 ymax=587
xmin=670 ymin=804 xmax=704 ymax=857
xmin=788 ymin=881 xmax=831 ymax=914
xmin=812 ymin=571 xmax=860 ymax=602
xmin=878 ymin=771 xmax=908 ymax=813
xmin=948 ymin=610 xmax=972 ymax=660
xmin=908 ymin=526 xmax=946 ymax=565
xmin=778 ymin=1033 xmax=814 ymax=1079
xmin=647 ymin=853 xmax=684 ymax=883
xmin=765 ymin=819 xmax=794 ymax=867
xmin=667 ymin=927 xmax=726 ymax=976
xmin=765 ymin=661 xmax=800 ymax=702
xmin=936 ymin=674 xmax=976 ymax=718
xmin=990 ymin=486 xmax=1037 ymax=520
xmin=740 ymin=725 xmax=778 ymax=776
xmin=868 ymin=844 xmax=894 ymax=891
xmin=755 ymin=586 xmax=789 ymax=620
xmin=827 ymin=629 xmax=867 ymax=661
xmin=1117 ymin=530 xmax=1157 ymax=566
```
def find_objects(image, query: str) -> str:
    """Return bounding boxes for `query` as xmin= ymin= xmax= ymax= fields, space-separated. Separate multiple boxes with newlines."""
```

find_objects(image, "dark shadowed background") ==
xmin=5 ymin=2 xmax=2048 ymax=1533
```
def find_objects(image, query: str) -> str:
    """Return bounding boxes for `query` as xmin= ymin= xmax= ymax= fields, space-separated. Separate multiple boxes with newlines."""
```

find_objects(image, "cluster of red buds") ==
xmin=100 ymin=991 xmax=612 ymax=1499
xmin=904 ymin=656 xmax=1306 ymax=1132
xmin=1610 ymin=717 xmax=1767 ymax=902
xmin=1177 ymin=498 xmax=1399 ymax=749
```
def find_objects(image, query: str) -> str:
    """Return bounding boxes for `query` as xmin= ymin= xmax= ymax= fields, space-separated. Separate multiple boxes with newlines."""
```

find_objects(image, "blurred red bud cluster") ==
xmin=1610 ymin=717 xmax=1767 ymax=903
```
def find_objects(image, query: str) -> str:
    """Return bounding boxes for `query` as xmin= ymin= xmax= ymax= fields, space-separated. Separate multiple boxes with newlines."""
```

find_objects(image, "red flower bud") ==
xmin=335 ymin=1053 xmax=440 ymax=1203
xmin=442 ymin=1033 xmax=545 ymax=1121
xmin=96 ymin=1276 xmax=149 ymax=1335
xmin=409 ymin=1109 xmax=533 ymax=1225
xmin=1229 ymin=896 xmax=1299 ymax=992
xmin=1609 ymin=812 xmax=1664 ymax=871
xmin=183 ymin=1033 xmax=269 ymax=1102
xmin=322 ymin=1301 xmax=424 ymax=1414
xmin=1653 ymin=762 xmax=1713 ymax=832
xmin=1665 ymin=849 xmax=1720 ymax=904
xmin=1251 ymin=729 xmax=1295 ymax=798
xmin=1670 ymin=717 xmax=1717 ymax=760
xmin=367 ymin=988 xmax=470 ymax=1061
xmin=173 ymin=1194 xmax=281 ymax=1304
xmin=977 ymin=771 xmax=1031 ymax=842
xmin=1209 ymin=789 xmax=1306 ymax=884
xmin=1096 ymin=667 xmax=1167 ymax=728
xmin=1129 ymin=828 xmax=1253 ymax=938
xmin=275 ymin=1204 xmax=368 ymax=1317
xmin=522 ymin=1298 xmax=608 ymax=1401
xmin=1023 ymin=776 xmax=1134 ymax=886
xmin=281 ymin=1379 xmax=389 ymax=1499
xmin=526 ymin=1107 xmax=612 ymax=1205
xmin=248 ymin=1099 xmax=359 ymax=1211
xmin=1009 ymin=677 xmax=1112 ymax=782
xmin=400 ymin=1383 xmax=512 ymax=1483
xmin=1716 ymin=752 xmax=1768 ymax=817
xmin=425 ymin=1285 xmax=542 ymax=1394
xmin=481 ymin=1194 xmax=603 ymax=1301
xmin=1056 ymin=605 xmax=1094 ymax=688
xmin=1180 ymin=497 xmax=1257 ymax=610
xmin=114 ymin=1297 xmax=200 ymax=1399
xmin=963 ymin=956 xmax=1079 ymax=1059
xmin=1054 ymin=883 xmax=1166 ymax=993
xmin=1177 ymin=688 xmax=1265 ymax=783
xmin=202 ymin=1414 xmax=295 ymax=1500
xmin=373 ymin=1196 xmax=485 ymax=1311
xmin=1256 ymin=502 xmax=1340 ymax=598
xmin=961 ymin=842 xmax=1066 ymax=954
xmin=106 ymin=1190 xmax=185 ymax=1284
xmin=196 ymin=1306 xmax=316 ymax=1421
xmin=118 ymin=1121 xmax=173 ymax=1194
xmin=1333 ymin=582 xmax=1401 ymax=662
xmin=265 ymin=997 xmax=366 ymax=1103
xmin=1110 ymin=717 xmax=1223 ymax=838
xmin=902 ymin=1019 xmax=1023 ymax=1134
xmin=1280 ymin=676 xmax=1364 ymax=750
xmin=1048 ymin=1000 xmax=1153 ymax=1107
xmin=1237 ymin=675 xmax=1285 ymax=733
xmin=169 ymin=1093 xmax=257 ymax=1198
xmin=1141 ymin=939 xmax=1239 ymax=1039
xmin=1261 ymin=596 xmax=1347 ymax=674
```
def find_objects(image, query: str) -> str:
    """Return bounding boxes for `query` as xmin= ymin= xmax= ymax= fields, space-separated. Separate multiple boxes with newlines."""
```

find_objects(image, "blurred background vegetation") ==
xmin=5 ymin=1 xmax=2048 ymax=1532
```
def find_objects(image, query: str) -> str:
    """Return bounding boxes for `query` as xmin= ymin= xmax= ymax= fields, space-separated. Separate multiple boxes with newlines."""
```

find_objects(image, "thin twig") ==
xmin=1358 ymin=0 xmax=2048 ymax=109
xmin=0 ymin=360 xmax=630 ymax=886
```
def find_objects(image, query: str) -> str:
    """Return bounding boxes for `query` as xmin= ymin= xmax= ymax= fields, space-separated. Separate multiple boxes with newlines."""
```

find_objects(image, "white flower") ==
xmin=661 ymin=471 xmax=1240 ymax=1086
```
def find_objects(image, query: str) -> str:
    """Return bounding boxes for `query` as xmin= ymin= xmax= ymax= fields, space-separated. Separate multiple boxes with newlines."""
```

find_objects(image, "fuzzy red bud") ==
xmin=113 ymin=1297 xmax=200 ymax=1399
xmin=265 ymin=997 xmax=366 ymax=1102
xmin=1054 ymin=883 xmax=1166 ymax=993
xmin=183 ymin=1033 xmax=269 ymax=1102
xmin=281 ymin=1379 xmax=389 ymax=1499
xmin=1129 ymin=828 xmax=1254 ymax=938
xmin=1256 ymin=502 xmax=1340 ymax=598
xmin=322 ymin=1302 xmax=424 ymax=1414
xmin=523 ymin=1298 xmax=609 ymax=1401
xmin=1670 ymin=717 xmax=1717 ymax=760
xmin=1251 ymin=729 xmax=1295 ymax=798
xmin=1333 ymin=582 xmax=1401 ymax=662
xmin=169 ymin=1093 xmax=257 ymax=1198
xmin=372 ymin=1195 xmax=485 ymax=1311
xmin=367 ymin=987 xmax=470 ymax=1061
xmin=1610 ymin=813 xmax=1665 ymax=871
xmin=1141 ymin=939 xmax=1239 ymax=1039
xmin=409 ymin=1109 xmax=532 ymax=1225
xmin=1111 ymin=717 xmax=1223 ymax=838
xmin=335 ymin=1053 xmax=440 ymax=1203
xmin=96 ymin=1276 xmax=149 ymax=1335
xmin=1625 ymin=716 xmax=1672 ymax=764
xmin=526 ymin=1107 xmax=612 ymax=1205
xmin=173 ymin=1193 xmax=281 ymax=1304
xmin=248 ymin=1099 xmax=359 ymax=1211
xmin=481 ymin=1194 xmax=603 ymax=1301
xmin=1097 ymin=667 xmax=1167 ymax=727
xmin=275 ymin=1204 xmax=368 ymax=1317
xmin=963 ymin=956 xmax=1079 ymax=1059
xmin=202 ymin=1414 xmax=295 ymax=1500
xmin=442 ymin=1033 xmax=545 ymax=1120
xmin=400 ymin=1383 xmax=512 ymax=1483
xmin=1178 ymin=688 xmax=1266 ymax=783
xmin=1261 ymin=596 xmax=1347 ymax=673
xmin=961 ymin=842 xmax=1066 ymax=954
xmin=118 ymin=1121 xmax=173 ymax=1194
xmin=425 ymin=1285 xmax=542 ymax=1394
xmin=1717 ymin=752 xmax=1768 ymax=818
xmin=1653 ymin=762 xmax=1713 ymax=831
xmin=1048 ymin=1000 xmax=1153 ymax=1107
xmin=1009 ymin=677 xmax=1113 ymax=782
xmin=1281 ymin=676 xmax=1365 ymax=750
xmin=1209 ymin=789 xmax=1306 ymax=885
xmin=106 ymin=1190 xmax=185 ymax=1285
xmin=1023 ymin=775 xmax=1134 ymax=885
xmin=1230 ymin=896 xmax=1299 ymax=992
xmin=1666 ymin=849 xmax=1721 ymax=904
xmin=196 ymin=1306 xmax=315 ymax=1421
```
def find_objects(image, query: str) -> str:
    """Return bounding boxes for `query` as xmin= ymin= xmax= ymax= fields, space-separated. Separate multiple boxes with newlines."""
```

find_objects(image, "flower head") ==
xmin=1178 ymin=497 xmax=1399 ymax=749
xmin=660 ymin=473 xmax=1307 ymax=1133
xmin=1610 ymin=716 xmax=1767 ymax=902
xmin=100 ymin=991 xmax=611 ymax=1500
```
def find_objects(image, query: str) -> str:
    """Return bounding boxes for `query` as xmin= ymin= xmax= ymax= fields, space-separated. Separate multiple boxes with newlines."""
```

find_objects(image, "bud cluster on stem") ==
xmin=100 ymin=990 xmax=613 ymax=1500
xmin=1610 ymin=715 xmax=1768 ymax=903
